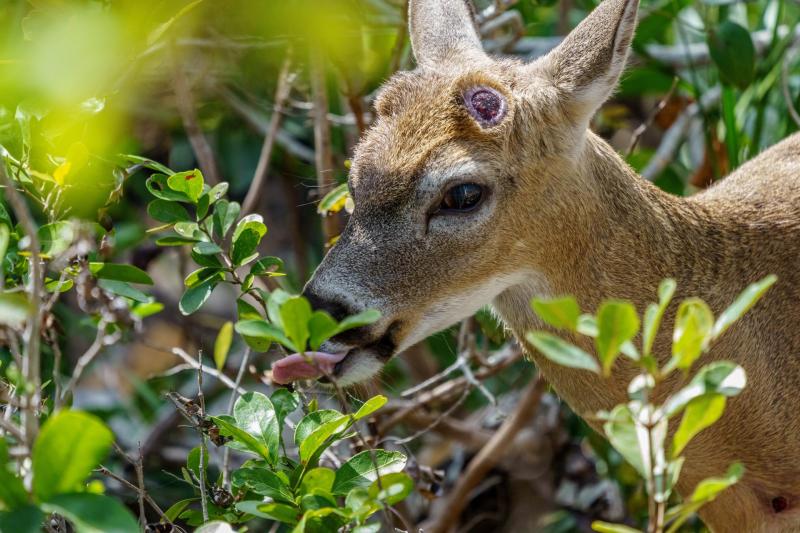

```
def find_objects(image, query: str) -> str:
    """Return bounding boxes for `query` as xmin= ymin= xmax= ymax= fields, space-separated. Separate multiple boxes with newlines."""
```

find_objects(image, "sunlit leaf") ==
xmin=712 ymin=275 xmax=777 ymax=339
xmin=670 ymin=298 xmax=713 ymax=372
xmin=591 ymin=522 xmax=642 ymax=533
xmin=596 ymin=300 xmax=640 ymax=374
xmin=531 ymin=296 xmax=581 ymax=331
xmin=331 ymin=450 xmax=407 ymax=495
xmin=672 ymin=393 xmax=726 ymax=458
xmin=167 ymin=169 xmax=204 ymax=203
xmin=642 ymin=279 xmax=676 ymax=357
xmin=317 ymin=183 xmax=350 ymax=215
xmin=690 ymin=462 xmax=744 ymax=503
xmin=526 ymin=331 xmax=600 ymax=373
xmin=214 ymin=321 xmax=233 ymax=370
xmin=233 ymin=392 xmax=280 ymax=464
xmin=368 ymin=472 xmax=414 ymax=506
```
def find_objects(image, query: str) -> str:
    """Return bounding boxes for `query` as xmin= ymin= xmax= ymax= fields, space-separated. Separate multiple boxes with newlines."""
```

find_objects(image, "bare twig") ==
xmin=61 ymin=321 xmax=118 ymax=402
xmin=0 ymin=164 xmax=43 ymax=445
xmin=309 ymin=47 xmax=340 ymax=242
xmin=242 ymin=52 xmax=295 ymax=215
xmin=170 ymin=347 xmax=247 ymax=393
xmin=423 ymin=376 xmax=546 ymax=533
xmin=172 ymin=53 xmax=221 ymax=185
xmin=222 ymin=348 xmax=251 ymax=489
xmin=135 ymin=443 xmax=147 ymax=527
xmin=96 ymin=466 xmax=175 ymax=527
xmin=196 ymin=351 xmax=209 ymax=522
xmin=0 ymin=417 xmax=25 ymax=441
xmin=627 ymin=77 xmax=680 ymax=157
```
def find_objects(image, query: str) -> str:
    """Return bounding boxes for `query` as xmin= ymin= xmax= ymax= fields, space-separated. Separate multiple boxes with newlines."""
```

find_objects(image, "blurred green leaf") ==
xmin=235 ymin=319 xmax=291 ymax=351
xmin=0 ymin=292 xmax=28 ymax=328
xmin=214 ymin=321 xmax=233 ymax=370
xmin=672 ymin=393 xmax=726 ymax=458
xmin=708 ymin=21 xmax=756 ymax=89
xmin=336 ymin=309 xmax=381 ymax=334
xmin=713 ymin=275 xmax=776 ymax=339
xmin=89 ymin=262 xmax=152 ymax=284
xmin=193 ymin=242 xmax=223 ymax=256
xmin=309 ymin=310 xmax=338 ymax=351
xmin=531 ymin=296 xmax=581 ymax=331
xmin=186 ymin=446 xmax=209 ymax=482
xmin=0 ymin=505 xmax=44 ymax=533
xmin=602 ymin=404 xmax=646 ymax=477
xmin=331 ymin=450 xmax=406 ymax=495
xmin=33 ymin=410 xmax=113 ymax=501
xmin=591 ymin=522 xmax=641 ymax=533
xmin=147 ymin=199 xmax=189 ymax=223
xmin=670 ymin=298 xmax=713 ymax=372
xmin=690 ymin=462 xmax=743 ymax=503
xmin=642 ymin=279 xmax=676 ymax=358
xmin=526 ymin=331 xmax=600 ymax=373
xmin=38 ymin=221 xmax=74 ymax=256
xmin=318 ymin=183 xmax=350 ymax=215
xmin=596 ymin=300 xmax=640 ymax=374
xmin=664 ymin=362 xmax=746 ymax=416
xmin=251 ymin=256 xmax=284 ymax=276
xmin=0 ymin=439 xmax=27 ymax=509
xmin=184 ymin=267 xmax=225 ymax=289
xmin=98 ymin=280 xmax=150 ymax=303
xmin=368 ymin=472 xmax=414 ymax=506
xmin=41 ymin=493 xmax=138 ymax=533
xmin=236 ymin=501 xmax=299 ymax=524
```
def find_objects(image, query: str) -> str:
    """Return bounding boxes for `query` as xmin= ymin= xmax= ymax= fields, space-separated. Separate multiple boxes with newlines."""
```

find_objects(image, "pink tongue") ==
xmin=271 ymin=352 xmax=347 ymax=384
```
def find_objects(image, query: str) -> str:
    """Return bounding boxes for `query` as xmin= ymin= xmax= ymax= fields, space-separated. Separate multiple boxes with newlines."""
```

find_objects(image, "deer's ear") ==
xmin=409 ymin=0 xmax=487 ymax=69
xmin=540 ymin=0 xmax=639 ymax=122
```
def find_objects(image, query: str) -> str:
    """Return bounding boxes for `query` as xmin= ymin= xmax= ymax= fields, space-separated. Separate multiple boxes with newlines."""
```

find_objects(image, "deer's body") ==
xmin=296 ymin=0 xmax=800 ymax=530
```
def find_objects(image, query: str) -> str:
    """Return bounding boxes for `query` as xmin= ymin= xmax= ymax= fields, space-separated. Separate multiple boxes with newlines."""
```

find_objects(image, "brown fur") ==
xmin=303 ymin=0 xmax=800 ymax=530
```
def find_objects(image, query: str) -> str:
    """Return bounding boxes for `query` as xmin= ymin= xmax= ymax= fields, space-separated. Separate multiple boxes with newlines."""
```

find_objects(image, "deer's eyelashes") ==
xmin=463 ymin=86 xmax=507 ymax=128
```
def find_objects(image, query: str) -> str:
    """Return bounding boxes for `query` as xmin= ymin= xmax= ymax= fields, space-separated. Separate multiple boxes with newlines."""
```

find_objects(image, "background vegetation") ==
xmin=0 ymin=0 xmax=798 ymax=531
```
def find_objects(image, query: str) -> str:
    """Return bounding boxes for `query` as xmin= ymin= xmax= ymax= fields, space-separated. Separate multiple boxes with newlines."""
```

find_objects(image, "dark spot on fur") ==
xmin=464 ymin=86 xmax=506 ymax=127
xmin=772 ymin=496 xmax=789 ymax=513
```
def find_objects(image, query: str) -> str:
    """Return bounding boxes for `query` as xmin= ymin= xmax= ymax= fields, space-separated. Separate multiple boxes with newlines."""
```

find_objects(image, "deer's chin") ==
xmin=318 ymin=348 xmax=387 ymax=388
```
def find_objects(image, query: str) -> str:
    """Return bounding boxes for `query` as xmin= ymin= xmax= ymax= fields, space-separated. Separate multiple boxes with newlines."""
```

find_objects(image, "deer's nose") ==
xmin=303 ymin=286 xmax=360 ymax=323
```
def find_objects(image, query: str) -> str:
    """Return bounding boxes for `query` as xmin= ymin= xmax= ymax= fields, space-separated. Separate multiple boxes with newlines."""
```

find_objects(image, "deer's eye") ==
xmin=439 ymin=183 xmax=483 ymax=212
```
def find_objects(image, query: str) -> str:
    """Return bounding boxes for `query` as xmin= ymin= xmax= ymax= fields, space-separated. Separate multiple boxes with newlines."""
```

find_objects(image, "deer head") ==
xmin=297 ymin=0 xmax=640 ymax=386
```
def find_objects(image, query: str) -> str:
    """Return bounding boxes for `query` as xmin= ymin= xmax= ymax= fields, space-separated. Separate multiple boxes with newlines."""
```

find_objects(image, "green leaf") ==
xmin=45 ymin=277 xmax=74 ymax=293
xmin=38 ymin=221 xmax=74 ymax=256
xmin=602 ymin=404 xmax=646 ymax=477
xmin=526 ymin=331 xmax=600 ymax=373
xmin=174 ymin=221 xmax=201 ymax=239
xmin=184 ymin=267 xmax=225 ymax=289
xmin=186 ymin=446 xmax=209 ymax=481
xmin=234 ymin=392 xmax=280 ymax=464
xmin=308 ymin=311 xmax=338 ymax=351
xmin=353 ymin=395 xmax=387 ymax=420
xmin=167 ymin=169 xmax=204 ymax=203
xmin=146 ymin=173 xmax=190 ymax=202
xmin=179 ymin=278 xmax=218 ymax=315
xmin=0 ymin=439 xmax=27 ymax=508
xmin=131 ymin=302 xmax=164 ymax=318
xmin=231 ymin=216 xmax=267 ymax=267
xmin=531 ymin=296 xmax=581 ymax=331
xmin=664 ymin=362 xmax=746 ymax=417
xmin=155 ymin=234 xmax=199 ymax=246
xmin=595 ymin=300 xmax=640 ymax=374
xmin=236 ymin=298 xmax=262 ymax=320
xmin=193 ymin=242 xmax=223 ymax=256
xmin=271 ymin=388 xmax=301 ymax=431
xmin=672 ymin=394 xmax=726 ymax=458
xmin=712 ymin=275 xmax=776 ymax=339
xmin=0 ymin=292 xmax=28 ymax=328
xmin=708 ymin=21 xmax=755 ymax=89
xmin=97 ymin=280 xmax=150 ymax=303
xmin=214 ymin=322 xmax=233 ymax=371
xmin=147 ymin=199 xmax=190 ymax=223
xmin=281 ymin=296 xmax=313 ymax=353
xmin=300 ymin=467 xmax=336 ymax=495
xmin=212 ymin=200 xmax=240 ymax=239
xmin=41 ymin=493 xmax=138 ymax=533
xmin=268 ymin=289 xmax=292 ymax=328
xmin=295 ymin=410 xmax=342 ymax=448
xmin=317 ymin=183 xmax=350 ymax=215
xmin=591 ymin=522 xmax=642 ymax=533
xmin=235 ymin=319 xmax=292 ymax=352
xmin=0 ymin=505 xmax=44 ymax=533
xmin=33 ymin=410 xmax=113 ymax=501
xmin=642 ymin=279 xmax=676 ymax=358
xmin=232 ymin=468 xmax=294 ymax=504
xmin=332 ymin=450 xmax=407 ymax=495
xmin=251 ymin=256 xmax=284 ymax=276
xmin=89 ymin=262 xmax=153 ymax=285
xmin=690 ymin=462 xmax=744 ymax=503
xmin=368 ymin=472 xmax=414 ymax=506
xmin=670 ymin=298 xmax=713 ymax=372
xmin=163 ymin=499 xmax=196 ymax=522
xmin=335 ymin=309 xmax=381 ymax=334
xmin=299 ymin=414 xmax=350 ymax=465
xmin=212 ymin=416 xmax=271 ymax=461
xmin=236 ymin=501 xmax=299 ymax=524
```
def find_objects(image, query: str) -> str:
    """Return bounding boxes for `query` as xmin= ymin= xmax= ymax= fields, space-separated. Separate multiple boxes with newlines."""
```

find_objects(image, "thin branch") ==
xmin=0 ymin=164 xmax=43 ymax=445
xmin=222 ymin=348 xmax=251 ymax=489
xmin=135 ymin=443 xmax=146 ymax=528
xmin=96 ymin=466 xmax=175 ymax=528
xmin=196 ymin=351 xmax=209 ymax=522
xmin=309 ymin=47 xmax=340 ymax=243
xmin=627 ymin=77 xmax=680 ymax=157
xmin=422 ymin=376 xmax=546 ymax=533
xmin=782 ymin=46 xmax=800 ymax=127
xmin=242 ymin=52 xmax=295 ymax=215
xmin=170 ymin=347 xmax=247 ymax=393
xmin=0 ymin=417 xmax=25 ymax=441
xmin=172 ymin=52 xmax=221 ymax=185
xmin=61 ymin=321 xmax=116 ymax=402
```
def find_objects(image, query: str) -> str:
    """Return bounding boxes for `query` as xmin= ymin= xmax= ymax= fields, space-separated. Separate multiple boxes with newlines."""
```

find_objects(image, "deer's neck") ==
xmin=493 ymin=132 xmax=718 ymax=412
